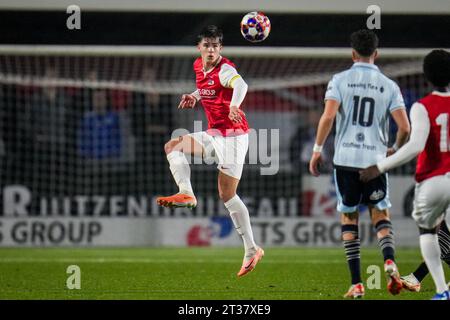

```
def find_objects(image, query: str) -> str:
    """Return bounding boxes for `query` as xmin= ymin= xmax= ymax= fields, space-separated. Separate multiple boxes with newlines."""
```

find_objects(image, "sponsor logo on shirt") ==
xmin=347 ymin=83 xmax=379 ymax=91
xmin=356 ymin=133 xmax=365 ymax=142
xmin=199 ymin=89 xmax=216 ymax=98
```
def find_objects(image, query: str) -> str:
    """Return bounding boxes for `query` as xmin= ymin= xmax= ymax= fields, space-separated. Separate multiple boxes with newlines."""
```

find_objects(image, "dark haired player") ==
xmin=156 ymin=25 xmax=264 ymax=277
xmin=309 ymin=30 xmax=411 ymax=298
xmin=360 ymin=49 xmax=450 ymax=300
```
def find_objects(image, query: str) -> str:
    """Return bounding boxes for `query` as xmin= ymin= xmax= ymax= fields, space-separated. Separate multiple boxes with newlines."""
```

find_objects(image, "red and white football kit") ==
xmin=189 ymin=56 xmax=249 ymax=179
xmin=377 ymin=91 xmax=450 ymax=228
xmin=415 ymin=93 xmax=450 ymax=182
xmin=193 ymin=56 xmax=249 ymax=137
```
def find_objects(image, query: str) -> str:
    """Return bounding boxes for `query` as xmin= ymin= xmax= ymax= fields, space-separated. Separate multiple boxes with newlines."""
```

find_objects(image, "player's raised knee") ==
xmin=164 ymin=139 xmax=180 ymax=154
xmin=218 ymin=190 xmax=227 ymax=201
xmin=219 ymin=190 xmax=235 ymax=202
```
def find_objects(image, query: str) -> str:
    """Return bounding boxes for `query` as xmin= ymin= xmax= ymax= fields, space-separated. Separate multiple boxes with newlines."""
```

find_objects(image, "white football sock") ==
xmin=166 ymin=151 xmax=194 ymax=196
xmin=420 ymin=233 xmax=448 ymax=293
xmin=225 ymin=194 xmax=257 ymax=258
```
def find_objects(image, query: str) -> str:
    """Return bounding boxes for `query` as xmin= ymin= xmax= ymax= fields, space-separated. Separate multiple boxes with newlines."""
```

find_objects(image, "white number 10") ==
xmin=436 ymin=113 xmax=450 ymax=152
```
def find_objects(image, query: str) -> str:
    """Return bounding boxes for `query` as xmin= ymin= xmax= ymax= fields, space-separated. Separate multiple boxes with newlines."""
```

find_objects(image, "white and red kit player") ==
xmin=360 ymin=49 xmax=450 ymax=300
xmin=156 ymin=25 xmax=263 ymax=277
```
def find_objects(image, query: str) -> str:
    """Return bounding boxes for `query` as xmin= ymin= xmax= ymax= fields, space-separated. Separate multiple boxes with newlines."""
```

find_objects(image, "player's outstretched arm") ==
xmin=178 ymin=90 xmax=200 ymax=109
xmin=309 ymin=99 xmax=339 ymax=177
xmin=359 ymin=102 xmax=428 ymax=182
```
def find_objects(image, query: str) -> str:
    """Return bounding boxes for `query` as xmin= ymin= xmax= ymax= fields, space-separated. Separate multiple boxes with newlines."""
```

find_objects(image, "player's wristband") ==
xmin=313 ymin=144 xmax=323 ymax=153
xmin=191 ymin=90 xmax=201 ymax=101
xmin=392 ymin=143 xmax=399 ymax=151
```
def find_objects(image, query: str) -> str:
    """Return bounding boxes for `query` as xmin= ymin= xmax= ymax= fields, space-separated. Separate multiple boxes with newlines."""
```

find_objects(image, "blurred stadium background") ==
xmin=0 ymin=1 xmax=449 ymax=250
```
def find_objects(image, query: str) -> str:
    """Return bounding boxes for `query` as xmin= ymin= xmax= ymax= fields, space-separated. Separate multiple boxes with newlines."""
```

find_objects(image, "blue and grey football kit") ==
xmin=325 ymin=62 xmax=405 ymax=212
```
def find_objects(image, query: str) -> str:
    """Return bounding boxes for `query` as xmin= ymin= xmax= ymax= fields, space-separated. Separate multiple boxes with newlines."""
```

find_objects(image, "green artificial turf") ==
xmin=0 ymin=247 xmax=446 ymax=300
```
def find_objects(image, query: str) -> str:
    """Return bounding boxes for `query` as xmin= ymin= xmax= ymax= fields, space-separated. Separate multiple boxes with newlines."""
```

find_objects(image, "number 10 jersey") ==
xmin=325 ymin=62 xmax=405 ymax=169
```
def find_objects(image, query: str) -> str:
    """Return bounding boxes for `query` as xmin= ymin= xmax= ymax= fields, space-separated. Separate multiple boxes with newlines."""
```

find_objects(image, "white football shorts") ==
xmin=412 ymin=172 xmax=450 ymax=230
xmin=188 ymin=131 xmax=249 ymax=180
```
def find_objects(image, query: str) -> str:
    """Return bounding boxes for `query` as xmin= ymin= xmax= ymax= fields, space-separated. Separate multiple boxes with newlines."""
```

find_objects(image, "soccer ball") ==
xmin=240 ymin=12 xmax=271 ymax=43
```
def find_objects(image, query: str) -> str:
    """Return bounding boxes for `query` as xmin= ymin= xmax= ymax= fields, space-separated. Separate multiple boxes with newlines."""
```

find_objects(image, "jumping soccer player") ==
xmin=360 ymin=49 xmax=450 ymax=300
xmin=156 ymin=25 xmax=264 ymax=277
xmin=309 ymin=30 xmax=411 ymax=299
